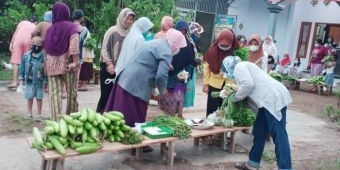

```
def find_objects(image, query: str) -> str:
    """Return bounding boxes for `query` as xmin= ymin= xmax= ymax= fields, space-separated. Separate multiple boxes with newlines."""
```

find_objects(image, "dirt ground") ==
xmin=0 ymin=78 xmax=340 ymax=170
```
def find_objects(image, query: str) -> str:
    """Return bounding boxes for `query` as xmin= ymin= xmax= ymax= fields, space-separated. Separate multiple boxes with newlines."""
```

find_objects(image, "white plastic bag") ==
xmin=16 ymin=85 xmax=25 ymax=94
xmin=133 ymin=122 xmax=146 ymax=134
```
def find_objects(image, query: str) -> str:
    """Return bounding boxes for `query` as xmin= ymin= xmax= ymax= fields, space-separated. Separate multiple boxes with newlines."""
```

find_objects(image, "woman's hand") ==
xmin=106 ymin=62 xmax=115 ymax=75
xmin=202 ymin=84 xmax=209 ymax=94
xmin=65 ymin=63 xmax=77 ymax=72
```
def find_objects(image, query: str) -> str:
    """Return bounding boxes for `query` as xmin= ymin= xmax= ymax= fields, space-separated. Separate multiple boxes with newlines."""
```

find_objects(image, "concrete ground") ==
xmin=0 ymin=78 xmax=340 ymax=170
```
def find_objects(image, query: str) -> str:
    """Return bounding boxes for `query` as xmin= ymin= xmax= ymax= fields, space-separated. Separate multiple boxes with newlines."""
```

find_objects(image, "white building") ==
xmin=176 ymin=0 xmax=340 ymax=71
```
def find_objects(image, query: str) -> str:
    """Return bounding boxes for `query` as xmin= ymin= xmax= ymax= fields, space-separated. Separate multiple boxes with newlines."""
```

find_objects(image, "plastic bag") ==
xmin=133 ymin=122 xmax=146 ymax=134
xmin=16 ymin=85 xmax=25 ymax=94
xmin=207 ymin=111 xmax=223 ymax=126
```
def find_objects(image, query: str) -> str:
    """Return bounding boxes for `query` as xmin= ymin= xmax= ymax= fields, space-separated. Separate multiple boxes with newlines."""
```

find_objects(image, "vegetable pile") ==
xmin=233 ymin=47 xmax=249 ymax=61
xmin=151 ymin=115 xmax=192 ymax=140
xmin=307 ymin=76 xmax=326 ymax=86
xmin=269 ymin=72 xmax=283 ymax=82
xmin=31 ymin=108 xmax=143 ymax=155
xmin=212 ymin=84 xmax=255 ymax=127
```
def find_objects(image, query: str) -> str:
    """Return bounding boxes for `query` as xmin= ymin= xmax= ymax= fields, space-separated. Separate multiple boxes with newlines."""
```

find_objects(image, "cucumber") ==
xmin=76 ymin=126 xmax=84 ymax=134
xmin=96 ymin=113 xmax=103 ymax=124
xmin=44 ymin=126 xmax=55 ymax=135
xmin=103 ymin=117 xmax=111 ymax=125
xmin=58 ymin=137 xmax=67 ymax=145
xmin=110 ymin=111 xmax=124 ymax=119
xmin=86 ymin=137 xmax=96 ymax=143
xmin=44 ymin=141 xmax=54 ymax=150
xmin=75 ymin=145 xmax=100 ymax=154
xmin=33 ymin=127 xmax=44 ymax=145
xmin=115 ymin=136 xmax=121 ymax=142
xmin=108 ymin=135 xmax=115 ymax=142
xmin=99 ymin=122 xmax=107 ymax=132
xmin=114 ymin=126 xmax=120 ymax=130
xmin=120 ymin=125 xmax=130 ymax=132
xmin=49 ymin=136 xmax=66 ymax=155
xmin=32 ymin=140 xmax=43 ymax=151
xmin=116 ymin=130 xmax=125 ymax=138
xmin=70 ymin=112 xmax=81 ymax=119
xmin=82 ymin=130 xmax=88 ymax=143
xmin=119 ymin=119 xmax=126 ymax=125
xmin=84 ymin=121 xmax=93 ymax=130
xmin=63 ymin=115 xmax=83 ymax=126
xmin=68 ymin=125 xmax=75 ymax=135
xmin=79 ymin=109 xmax=88 ymax=122
xmin=90 ymin=128 xmax=98 ymax=139
xmin=113 ymin=121 xmax=120 ymax=126
xmin=92 ymin=120 xmax=99 ymax=127
xmin=103 ymin=113 xmax=121 ymax=121
xmin=59 ymin=119 xmax=68 ymax=138
xmin=45 ymin=120 xmax=59 ymax=133
xmin=87 ymin=109 xmax=96 ymax=122
xmin=71 ymin=141 xmax=83 ymax=149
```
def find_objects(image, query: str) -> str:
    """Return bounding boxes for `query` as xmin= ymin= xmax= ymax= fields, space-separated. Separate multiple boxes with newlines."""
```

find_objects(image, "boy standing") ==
xmin=19 ymin=36 xmax=47 ymax=121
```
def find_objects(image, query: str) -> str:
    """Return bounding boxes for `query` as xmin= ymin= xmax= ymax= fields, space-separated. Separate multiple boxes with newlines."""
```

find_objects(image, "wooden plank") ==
xmin=27 ymin=136 xmax=179 ymax=160
xmin=229 ymin=132 xmax=235 ymax=154
xmin=190 ymin=126 xmax=250 ymax=138
xmin=167 ymin=141 xmax=175 ymax=166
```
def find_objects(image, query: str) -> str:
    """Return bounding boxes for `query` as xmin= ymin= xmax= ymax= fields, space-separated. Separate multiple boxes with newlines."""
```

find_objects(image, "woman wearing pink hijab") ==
xmin=154 ymin=16 xmax=173 ymax=39
xmin=104 ymin=29 xmax=186 ymax=127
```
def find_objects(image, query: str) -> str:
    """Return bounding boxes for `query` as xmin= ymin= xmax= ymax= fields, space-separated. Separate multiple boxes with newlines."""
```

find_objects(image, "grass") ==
xmin=0 ymin=52 xmax=12 ymax=80
xmin=262 ymin=150 xmax=276 ymax=164
xmin=316 ymin=158 xmax=340 ymax=170
xmin=7 ymin=115 xmax=33 ymax=133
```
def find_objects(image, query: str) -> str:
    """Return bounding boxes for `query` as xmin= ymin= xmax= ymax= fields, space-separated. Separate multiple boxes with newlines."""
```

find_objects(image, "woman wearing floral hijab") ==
xmin=96 ymin=8 xmax=135 ymax=113
xmin=44 ymin=2 xmax=80 ymax=120
xmin=202 ymin=28 xmax=239 ymax=116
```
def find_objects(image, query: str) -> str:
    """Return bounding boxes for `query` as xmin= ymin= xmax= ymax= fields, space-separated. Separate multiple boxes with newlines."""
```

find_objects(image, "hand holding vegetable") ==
xmin=202 ymin=84 xmax=209 ymax=94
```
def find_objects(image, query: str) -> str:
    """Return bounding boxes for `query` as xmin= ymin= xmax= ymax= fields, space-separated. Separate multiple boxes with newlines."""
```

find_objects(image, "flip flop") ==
xmin=7 ymin=84 xmax=18 ymax=89
xmin=234 ymin=162 xmax=257 ymax=170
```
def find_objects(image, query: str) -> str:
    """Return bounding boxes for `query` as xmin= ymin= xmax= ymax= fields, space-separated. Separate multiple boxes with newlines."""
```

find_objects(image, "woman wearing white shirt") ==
xmin=262 ymin=35 xmax=278 ymax=73
xmin=221 ymin=56 xmax=292 ymax=170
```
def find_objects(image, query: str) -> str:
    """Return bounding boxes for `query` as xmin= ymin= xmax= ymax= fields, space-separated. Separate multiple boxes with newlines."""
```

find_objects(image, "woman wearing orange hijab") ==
xmin=247 ymin=34 xmax=264 ymax=68
xmin=202 ymin=29 xmax=239 ymax=116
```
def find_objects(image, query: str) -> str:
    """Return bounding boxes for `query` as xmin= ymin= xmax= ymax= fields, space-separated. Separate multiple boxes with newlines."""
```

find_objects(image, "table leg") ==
xmin=136 ymin=147 xmax=143 ymax=160
xmin=194 ymin=138 xmax=199 ymax=146
xmin=41 ymin=159 xmax=64 ymax=170
xmin=228 ymin=131 xmax=235 ymax=154
xmin=160 ymin=143 xmax=166 ymax=161
xmin=167 ymin=142 xmax=175 ymax=166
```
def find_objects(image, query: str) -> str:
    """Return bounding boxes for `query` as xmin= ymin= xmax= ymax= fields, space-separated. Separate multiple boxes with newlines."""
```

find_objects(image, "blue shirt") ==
xmin=19 ymin=51 xmax=47 ymax=87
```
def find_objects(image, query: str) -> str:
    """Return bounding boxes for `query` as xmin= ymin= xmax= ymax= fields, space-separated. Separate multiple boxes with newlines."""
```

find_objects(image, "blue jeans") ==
xmin=248 ymin=107 xmax=292 ymax=170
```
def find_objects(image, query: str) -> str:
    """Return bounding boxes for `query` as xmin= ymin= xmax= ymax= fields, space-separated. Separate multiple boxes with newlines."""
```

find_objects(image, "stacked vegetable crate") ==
xmin=31 ymin=108 xmax=143 ymax=155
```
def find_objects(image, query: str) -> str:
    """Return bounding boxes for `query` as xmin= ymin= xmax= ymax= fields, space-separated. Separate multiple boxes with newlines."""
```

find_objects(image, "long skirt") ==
xmin=183 ymin=70 xmax=196 ymax=107
xmin=159 ymin=83 xmax=186 ymax=115
xmin=104 ymin=84 xmax=148 ymax=127
xmin=79 ymin=62 xmax=93 ymax=81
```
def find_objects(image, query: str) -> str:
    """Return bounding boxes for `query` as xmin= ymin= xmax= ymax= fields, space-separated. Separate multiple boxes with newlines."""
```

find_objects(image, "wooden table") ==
xmin=27 ymin=136 xmax=178 ymax=170
xmin=27 ymin=126 xmax=251 ymax=170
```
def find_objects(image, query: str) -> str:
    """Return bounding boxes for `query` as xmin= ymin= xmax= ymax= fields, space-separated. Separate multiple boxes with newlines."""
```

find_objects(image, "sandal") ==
xmin=234 ymin=162 xmax=257 ymax=170
xmin=142 ymin=146 xmax=153 ymax=153
xmin=7 ymin=83 xmax=18 ymax=89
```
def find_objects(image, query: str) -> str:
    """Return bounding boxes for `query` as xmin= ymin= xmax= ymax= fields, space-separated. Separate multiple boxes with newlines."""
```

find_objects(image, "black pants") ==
xmin=206 ymin=85 xmax=223 ymax=117
xmin=96 ymin=63 xmax=116 ymax=113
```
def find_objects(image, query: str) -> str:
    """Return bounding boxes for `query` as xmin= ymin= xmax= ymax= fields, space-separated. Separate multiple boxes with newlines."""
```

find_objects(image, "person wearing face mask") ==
xmin=158 ymin=20 xmax=195 ymax=119
xmin=247 ymin=35 xmax=264 ymax=68
xmin=96 ymin=8 xmax=135 ymax=113
xmin=309 ymin=38 xmax=329 ymax=92
xmin=263 ymin=35 xmax=278 ymax=73
xmin=19 ymin=36 xmax=47 ymax=122
xmin=104 ymin=28 xmax=186 ymax=128
xmin=220 ymin=56 xmax=292 ymax=170
xmin=236 ymin=35 xmax=247 ymax=47
xmin=202 ymin=28 xmax=239 ymax=116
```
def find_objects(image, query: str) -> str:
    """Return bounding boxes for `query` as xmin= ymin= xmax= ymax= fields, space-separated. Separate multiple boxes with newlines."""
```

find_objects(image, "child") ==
xmin=19 ymin=36 xmax=47 ymax=121
xmin=323 ymin=50 xmax=337 ymax=95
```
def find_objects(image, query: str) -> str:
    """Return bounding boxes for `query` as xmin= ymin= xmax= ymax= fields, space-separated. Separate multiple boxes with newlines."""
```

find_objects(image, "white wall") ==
xmin=286 ymin=1 xmax=340 ymax=69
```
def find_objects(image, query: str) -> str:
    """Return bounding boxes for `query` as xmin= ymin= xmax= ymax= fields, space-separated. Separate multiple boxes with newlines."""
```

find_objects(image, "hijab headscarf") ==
xmin=155 ymin=16 xmax=173 ymax=39
xmin=115 ymin=17 xmax=154 ymax=76
xmin=43 ymin=11 xmax=52 ymax=23
xmin=171 ymin=20 xmax=195 ymax=74
xmin=165 ymin=28 xmax=187 ymax=52
xmin=221 ymin=56 xmax=242 ymax=78
xmin=247 ymin=34 xmax=264 ymax=64
xmin=203 ymin=28 xmax=239 ymax=74
xmin=44 ymin=2 xmax=78 ymax=56
xmin=115 ymin=8 xmax=135 ymax=35
xmin=262 ymin=35 xmax=277 ymax=57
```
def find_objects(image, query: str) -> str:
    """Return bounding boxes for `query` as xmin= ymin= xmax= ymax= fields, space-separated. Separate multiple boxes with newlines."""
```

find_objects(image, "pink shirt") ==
xmin=11 ymin=21 xmax=36 ymax=45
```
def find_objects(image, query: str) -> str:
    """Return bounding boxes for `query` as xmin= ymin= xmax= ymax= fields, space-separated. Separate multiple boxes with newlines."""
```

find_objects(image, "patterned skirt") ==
xmin=159 ymin=83 xmax=187 ymax=115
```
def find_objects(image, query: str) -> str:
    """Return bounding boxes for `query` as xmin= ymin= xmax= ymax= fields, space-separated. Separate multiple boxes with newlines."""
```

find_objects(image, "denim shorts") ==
xmin=24 ymin=84 xmax=44 ymax=100
xmin=325 ymin=73 xmax=334 ymax=87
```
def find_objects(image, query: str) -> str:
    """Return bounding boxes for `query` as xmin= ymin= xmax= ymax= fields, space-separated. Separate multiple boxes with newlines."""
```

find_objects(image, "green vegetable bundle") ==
xmin=151 ymin=115 xmax=192 ymax=140
xmin=269 ymin=72 xmax=283 ymax=82
xmin=307 ymin=76 xmax=326 ymax=86
xmin=84 ymin=37 xmax=97 ymax=51
xmin=282 ymin=75 xmax=297 ymax=83
xmin=220 ymin=92 xmax=255 ymax=127
xmin=323 ymin=55 xmax=334 ymax=63
xmin=233 ymin=47 xmax=249 ymax=61
xmin=31 ymin=108 xmax=143 ymax=155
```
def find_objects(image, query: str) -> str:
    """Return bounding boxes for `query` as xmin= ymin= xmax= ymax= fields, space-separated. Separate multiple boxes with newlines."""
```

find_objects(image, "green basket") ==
xmin=142 ymin=122 xmax=173 ymax=139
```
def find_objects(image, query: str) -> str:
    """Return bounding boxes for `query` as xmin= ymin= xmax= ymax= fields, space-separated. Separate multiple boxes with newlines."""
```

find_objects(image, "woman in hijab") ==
xmin=114 ymin=17 xmax=154 ymax=76
xmin=247 ymin=34 xmax=264 ymax=69
xmin=262 ymin=35 xmax=278 ymax=73
xmin=220 ymin=56 xmax=292 ymax=170
xmin=158 ymin=20 xmax=195 ymax=119
xmin=154 ymin=16 xmax=173 ymax=39
xmin=202 ymin=28 xmax=239 ymax=116
xmin=96 ymin=8 xmax=135 ymax=113
xmin=104 ymin=29 xmax=186 ymax=127
xmin=44 ymin=2 xmax=80 ymax=120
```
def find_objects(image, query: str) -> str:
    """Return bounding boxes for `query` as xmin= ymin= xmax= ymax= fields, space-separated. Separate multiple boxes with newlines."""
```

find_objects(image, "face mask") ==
xmin=172 ymin=48 xmax=180 ymax=56
xmin=31 ymin=45 xmax=42 ymax=54
xmin=218 ymin=44 xmax=231 ymax=51
xmin=315 ymin=43 xmax=319 ymax=47
xmin=248 ymin=45 xmax=259 ymax=52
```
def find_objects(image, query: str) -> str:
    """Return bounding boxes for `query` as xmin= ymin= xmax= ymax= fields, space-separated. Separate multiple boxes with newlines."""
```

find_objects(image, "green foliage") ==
xmin=32 ymin=2 xmax=50 ymax=22
xmin=324 ymin=105 xmax=340 ymax=122
xmin=233 ymin=47 xmax=249 ymax=61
